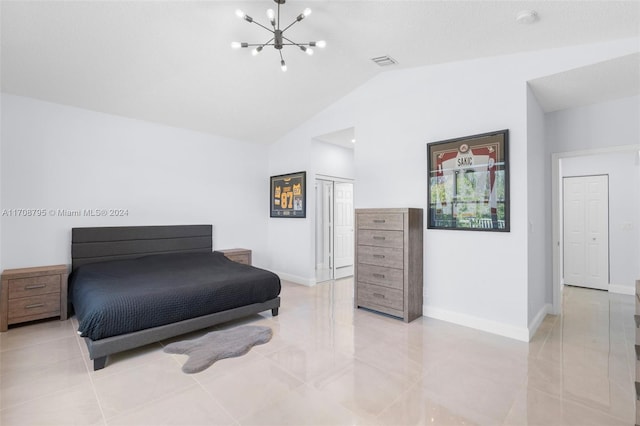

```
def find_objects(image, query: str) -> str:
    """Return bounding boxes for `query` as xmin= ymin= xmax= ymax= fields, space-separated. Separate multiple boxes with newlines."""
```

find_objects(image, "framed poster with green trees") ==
xmin=427 ymin=129 xmax=509 ymax=232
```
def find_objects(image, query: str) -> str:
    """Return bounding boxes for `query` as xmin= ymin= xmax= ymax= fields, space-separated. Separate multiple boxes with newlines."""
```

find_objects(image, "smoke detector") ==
xmin=516 ymin=10 xmax=538 ymax=24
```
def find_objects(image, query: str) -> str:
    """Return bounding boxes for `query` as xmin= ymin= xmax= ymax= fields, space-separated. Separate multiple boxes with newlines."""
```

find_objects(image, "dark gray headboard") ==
xmin=71 ymin=225 xmax=213 ymax=271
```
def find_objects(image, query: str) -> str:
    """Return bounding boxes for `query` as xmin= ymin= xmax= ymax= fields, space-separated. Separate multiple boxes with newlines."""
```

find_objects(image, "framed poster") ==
xmin=427 ymin=129 xmax=509 ymax=232
xmin=270 ymin=171 xmax=306 ymax=218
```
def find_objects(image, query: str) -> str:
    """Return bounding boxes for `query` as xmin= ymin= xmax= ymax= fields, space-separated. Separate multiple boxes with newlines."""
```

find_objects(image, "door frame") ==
xmin=315 ymin=174 xmax=354 ymax=283
xmin=551 ymin=144 xmax=638 ymax=314
xmin=315 ymin=179 xmax=333 ymax=276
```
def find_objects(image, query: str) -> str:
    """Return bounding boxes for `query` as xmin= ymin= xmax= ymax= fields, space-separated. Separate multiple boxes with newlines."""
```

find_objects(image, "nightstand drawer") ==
xmin=357 ymin=282 xmax=403 ymax=311
xmin=219 ymin=249 xmax=252 ymax=266
xmin=357 ymin=229 xmax=404 ymax=248
xmin=357 ymin=245 xmax=403 ymax=269
xmin=7 ymin=293 xmax=61 ymax=322
xmin=357 ymin=213 xmax=404 ymax=231
xmin=357 ymin=264 xmax=403 ymax=290
xmin=8 ymin=275 xmax=60 ymax=299
xmin=225 ymin=253 xmax=250 ymax=265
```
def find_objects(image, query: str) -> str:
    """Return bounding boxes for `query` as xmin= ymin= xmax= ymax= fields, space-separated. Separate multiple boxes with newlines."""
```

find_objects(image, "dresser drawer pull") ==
xmin=25 ymin=303 xmax=45 ymax=309
xmin=373 ymin=236 xmax=386 ymax=240
xmin=372 ymin=273 xmax=385 ymax=279
xmin=373 ymin=293 xmax=386 ymax=299
xmin=373 ymin=254 xmax=385 ymax=259
xmin=25 ymin=284 xmax=47 ymax=290
xmin=373 ymin=219 xmax=386 ymax=223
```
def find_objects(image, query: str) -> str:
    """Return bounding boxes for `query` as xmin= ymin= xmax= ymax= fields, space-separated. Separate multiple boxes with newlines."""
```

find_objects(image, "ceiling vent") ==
xmin=371 ymin=55 xmax=397 ymax=67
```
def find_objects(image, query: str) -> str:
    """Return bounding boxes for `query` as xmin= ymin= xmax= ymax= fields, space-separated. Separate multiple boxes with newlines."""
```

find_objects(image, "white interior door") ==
xmin=333 ymin=182 xmax=354 ymax=269
xmin=563 ymin=175 xmax=609 ymax=290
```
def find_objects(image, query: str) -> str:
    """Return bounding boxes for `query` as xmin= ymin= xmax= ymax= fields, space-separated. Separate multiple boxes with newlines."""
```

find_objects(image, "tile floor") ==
xmin=0 ymin=279 xmax=635 ymax=425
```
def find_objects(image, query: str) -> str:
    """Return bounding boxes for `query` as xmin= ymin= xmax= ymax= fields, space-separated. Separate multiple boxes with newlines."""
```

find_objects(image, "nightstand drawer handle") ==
xmin=373 ymin=293 xmax=385 ymax=299
xmin=25 ymin=284 xmax=47 ymax=290
xmin=372 ymin=273 xmax=385 ymax=279
xmin=373 ymin=236 xmax=386 ymax=240
xmin=25 ymin=303 xmax=45 ymax=309
xmin=373 ymin=254 xmax=385 ymax=258
xmin=373 ymin=219 xmax=386 ymax=223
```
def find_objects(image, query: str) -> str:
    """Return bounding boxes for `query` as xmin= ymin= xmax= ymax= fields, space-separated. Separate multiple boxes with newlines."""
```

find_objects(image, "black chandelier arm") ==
xmin=247 ymin=19 xmax=274 ymax=34
xmin=280 ymin=16 xmax=305 ymax=34
xmin=260 ymin=37 xmax=276 ymax=47
xmin=241 ymin=42 xmax=276 ymax=47
xmin=281 ymin=36 xmax=311 ymax=48
xmin=240 ymin=37 xmax=276 ymax=48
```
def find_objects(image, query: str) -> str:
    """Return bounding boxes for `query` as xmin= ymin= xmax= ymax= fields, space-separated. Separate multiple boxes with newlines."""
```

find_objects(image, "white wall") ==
xmin=546 ymin=96 xmax=640 ymax=153
xmin=268 ymin=38 xmax=639 ymax=340
xmin=1 ymin=94 xmax=270 ymax=269
xmin=526 ymin=86 xmax=551 ymax=331
xmin=311 ymin=140 xmax=355 ymax=180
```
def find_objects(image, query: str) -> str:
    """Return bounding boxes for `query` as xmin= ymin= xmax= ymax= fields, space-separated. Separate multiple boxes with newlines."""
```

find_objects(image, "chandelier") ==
xmin=231 ymin=0 xmax=326 ymax=72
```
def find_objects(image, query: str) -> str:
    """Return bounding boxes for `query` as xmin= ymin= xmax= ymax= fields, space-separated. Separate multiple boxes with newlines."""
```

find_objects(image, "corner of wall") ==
xmin=423 ymin=304 xmax=531 ymax=342
xmin=528 ymin=303 xmax=553 ymax=341
xmin=272 ymin=270 xmax=316 ymax=287
xmin=608 ymin=284 xmax=635 ymax=296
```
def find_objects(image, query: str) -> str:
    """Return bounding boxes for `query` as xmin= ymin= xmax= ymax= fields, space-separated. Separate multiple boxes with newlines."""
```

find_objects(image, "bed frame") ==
xmin=71 ymin=224 xmax=280 ymax=370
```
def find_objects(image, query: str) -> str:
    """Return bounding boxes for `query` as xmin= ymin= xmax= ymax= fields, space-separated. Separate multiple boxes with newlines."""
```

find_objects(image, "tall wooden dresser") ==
xmin=355 ymin=208 xmax=423 ymax=322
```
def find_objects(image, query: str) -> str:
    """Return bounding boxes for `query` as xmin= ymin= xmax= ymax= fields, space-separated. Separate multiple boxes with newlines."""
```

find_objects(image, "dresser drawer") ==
xmin=357 ymin=245 xmax=403 ymax=269
xmin=8 ymin=275 xmax=60 ymax=299
xmin=357 ymin=264 xmax=403 ymax=290
xmin=7 ymin=293 xmax=61 ymax=322
xmin=357 ymin=282 xmax=403 ymax=311
xmin=357 ymin=229 xmax=403 ymax=249
xmin=357 ymin=213 xmax=404 ymax=231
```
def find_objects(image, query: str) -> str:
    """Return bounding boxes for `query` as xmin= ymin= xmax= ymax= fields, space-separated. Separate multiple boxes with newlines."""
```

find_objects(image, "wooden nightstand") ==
xmin=219 ymin=249 xmax=252 ymax=266
xmin=0 ymin=265 xmax=69 ymax=331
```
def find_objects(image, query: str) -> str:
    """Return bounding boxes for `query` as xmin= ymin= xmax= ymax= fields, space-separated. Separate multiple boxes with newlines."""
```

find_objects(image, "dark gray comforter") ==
xmin=69 ymin=251 xmax=280 ymax=340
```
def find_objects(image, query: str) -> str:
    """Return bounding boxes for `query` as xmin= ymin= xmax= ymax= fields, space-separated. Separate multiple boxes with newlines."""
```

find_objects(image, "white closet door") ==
xmin=563 ymin=175 xmax=609 ymax=290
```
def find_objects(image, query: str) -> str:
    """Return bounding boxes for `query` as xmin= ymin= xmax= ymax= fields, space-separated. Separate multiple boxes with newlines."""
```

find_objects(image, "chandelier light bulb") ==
xmin=267 ymin=9 xmax=275 ymax=25
xmin=252 ymin=46 xmax=263 ymax=56
xmin=303 ymin=8 xmax=312 ymax=17
xmin=230 ymin=42 xmax=241 ymax=49
xmin=281 ymin=60 xmax=287 ymax=72
xmin=306 ymin=48 xmax=314 ymax=56
xmin=315 ymin=40 xmax=326 ymax=48
xmin=235 ymin=9 xmax=245 ymax=19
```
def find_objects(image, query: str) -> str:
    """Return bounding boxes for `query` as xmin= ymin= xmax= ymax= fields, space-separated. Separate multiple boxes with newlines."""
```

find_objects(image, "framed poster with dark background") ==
xmin=427 ymin=129 xmax=509 ymax=232
xmin=270 ymin=171 xmax=306 ymax=218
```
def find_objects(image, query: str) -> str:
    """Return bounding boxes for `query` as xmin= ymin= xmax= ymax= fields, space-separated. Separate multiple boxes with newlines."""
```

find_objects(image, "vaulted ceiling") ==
xmin=2 ymin=1 xmax=639 ymax=144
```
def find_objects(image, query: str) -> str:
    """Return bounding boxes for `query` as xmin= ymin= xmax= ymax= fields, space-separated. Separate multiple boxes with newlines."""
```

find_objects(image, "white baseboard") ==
xmin=608 ymin=284 xmax=634 ymax=295
xmin=423 ymin=305 xmax=530 ymax=342
xmin=273 ymin=271 xmax=316 ymax=287
xmin=528 ymin=303 xmax=553 ymax=341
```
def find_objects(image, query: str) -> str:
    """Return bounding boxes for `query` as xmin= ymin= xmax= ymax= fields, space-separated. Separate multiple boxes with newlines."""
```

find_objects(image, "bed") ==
xmin=69 ymin=225 xmax=281 ymax=370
